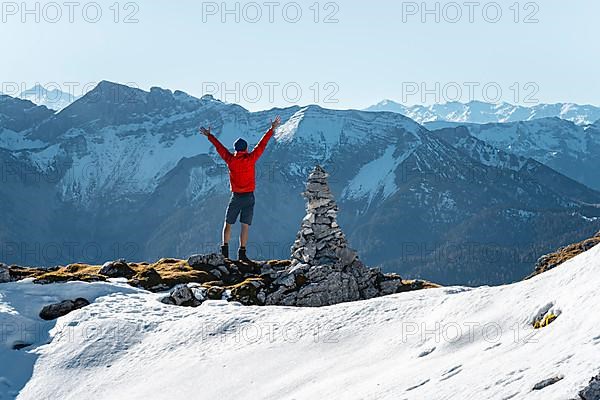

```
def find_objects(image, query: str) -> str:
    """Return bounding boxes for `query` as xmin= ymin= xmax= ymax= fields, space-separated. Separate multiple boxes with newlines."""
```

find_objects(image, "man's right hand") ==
xmin=199 ymin=127 xmax=211 ymax=137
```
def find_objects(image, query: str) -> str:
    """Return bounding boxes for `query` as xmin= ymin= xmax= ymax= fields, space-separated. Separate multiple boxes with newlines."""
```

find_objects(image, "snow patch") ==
xmin=0 ymin=280 xmax=143 ymax=399
xmin=0 ymin=130 xmax=46 ymax=151
xmin=342 ymin=145 xmax=411 ymax=206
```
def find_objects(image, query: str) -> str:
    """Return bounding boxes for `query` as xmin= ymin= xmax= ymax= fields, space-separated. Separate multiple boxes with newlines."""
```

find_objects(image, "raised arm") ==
xmin=250 ymin=116 xmax=281 ymax=161
xmin=200 ymin=126 xmax=233 ymax=163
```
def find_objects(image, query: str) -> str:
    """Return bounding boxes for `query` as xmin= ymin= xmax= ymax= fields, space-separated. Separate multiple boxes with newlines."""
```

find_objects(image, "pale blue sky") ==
xmin=1 ymin=0 xmax=598 ymax=110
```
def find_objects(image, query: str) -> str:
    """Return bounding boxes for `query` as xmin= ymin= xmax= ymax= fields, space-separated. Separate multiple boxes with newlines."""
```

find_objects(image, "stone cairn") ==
xmin=290 ymin=165 xmax=357 ymax=268
xmin=265 ymin=166 xmax=389 ymax=307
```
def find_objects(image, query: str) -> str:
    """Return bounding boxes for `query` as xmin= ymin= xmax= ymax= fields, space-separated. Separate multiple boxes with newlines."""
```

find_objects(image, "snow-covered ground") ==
xmin=2 ymin=245 xmax=600 ymax=399
xmin=0 ymin=281 xmax=143 ymax=399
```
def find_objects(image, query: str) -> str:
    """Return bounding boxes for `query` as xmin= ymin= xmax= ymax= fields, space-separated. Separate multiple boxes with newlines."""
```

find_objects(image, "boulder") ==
xmin=532 ymin=375 xmax=564 ymax=391
xmin=188 ymin=253 xmax=226 ymax=269
xmin=579 ymin=373 xmax=600 ymax=400
xmin=274 ymin=273 xmax=297 ymax=288
xmin=99 ymin=259 xmax=136 ymax=278
xmin=267 ymin=264 xmax=369 ymax=307
xmin=163 ymin=284 xmax=202 ymax=307
xmin=130 ymin=268 xmax=163 ymax=290
xmin=206 ymin=286 xmax=225 ymax=300
xmin=295 ymin=270 xmax=361 ymax=307
xmin=170 ymin=284 xmax=195 ymax=305
xmin=336 ymin=246 xmax=357 ymax=266
xmin=159 ymin=296 xmax=175 ymax=305
xmin=39 ymin=298 xmax=90 ymax=320
xmin=230 ymin=278 xmax=267 ymax=305
xmin=379 ymin=273 xmax=405 ymax=295
xmin=160 ymin=283 xmax=210 ymax=306
xmin=187 ymin=284 xmax=208 ymax=302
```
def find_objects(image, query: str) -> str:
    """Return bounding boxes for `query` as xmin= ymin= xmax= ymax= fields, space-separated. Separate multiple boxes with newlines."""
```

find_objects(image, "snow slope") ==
xmin=0 ymin=280 xmax=143 ymax=399
xmin=0 ymin=244 xmax=596 ymax=399
xmin=342 ymin=145 xmax=413 ymax=206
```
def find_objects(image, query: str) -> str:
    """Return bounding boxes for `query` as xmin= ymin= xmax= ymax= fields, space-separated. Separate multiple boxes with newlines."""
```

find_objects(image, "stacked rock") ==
xmin=290 ymin=165 xmax=357 ymax=267
xmin=266 ymin=166 xmax=384 ymax=307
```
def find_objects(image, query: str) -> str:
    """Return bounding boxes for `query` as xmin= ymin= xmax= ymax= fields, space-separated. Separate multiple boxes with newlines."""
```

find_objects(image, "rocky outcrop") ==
xmin=1 ymin=252 xmax=437 ymax=308
xmin=39 ymin=298 xmax=90 ymax=321
xmin=528 ymin=230 xmax=600 ymax=278
xmin=579 ymin=372 xmax=600 ymax=400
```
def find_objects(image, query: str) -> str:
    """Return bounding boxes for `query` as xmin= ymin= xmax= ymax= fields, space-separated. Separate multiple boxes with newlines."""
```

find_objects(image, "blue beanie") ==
xmin=234 ymin=138 xmax=248 ymax=152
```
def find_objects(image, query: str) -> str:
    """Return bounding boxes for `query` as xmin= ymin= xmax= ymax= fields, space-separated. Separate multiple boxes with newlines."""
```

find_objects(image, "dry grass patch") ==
xmin=128 ymin=258 xmax=218 ymax=291
xmin=13 ymin=258 xmax=220 ymax=289
xmin=8 ymin=266 xmax=50 ymax=281
xmin=34 ymin=263 xmax=105 ymax=283
xmin=529 ymin=234 xmax=600 ymax=278
xmin=399 ymin=280 xmax=441 ymax=292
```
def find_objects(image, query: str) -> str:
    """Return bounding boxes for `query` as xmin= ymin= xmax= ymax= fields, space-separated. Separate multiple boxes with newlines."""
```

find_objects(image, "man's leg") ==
xmin=223 ymin=222 xmax=232 ymax=245
xmin=240 ymin=223 xmax=249 ymax=248
xmin=221 ymin=222 xmax=232 ymax=258
xmin=237 ymin=223 xmax=251 ymax=262
xmin=238 ymin=193 xmax=255 ymax=262
xmin=223 ymin=193 xmax=242 ymax=259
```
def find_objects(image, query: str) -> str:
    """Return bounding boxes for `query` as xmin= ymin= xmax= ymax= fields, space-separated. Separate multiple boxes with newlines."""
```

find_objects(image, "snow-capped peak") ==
xmin=365 ymin=100 xmax=600 ymax=126
xmin=18 ymin=84 xmax=77 ymax=111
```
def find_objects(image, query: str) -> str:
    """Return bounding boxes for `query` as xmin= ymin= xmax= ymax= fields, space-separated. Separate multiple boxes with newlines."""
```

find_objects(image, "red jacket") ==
xmin=207 ymin=127 xmax=275 ymax=193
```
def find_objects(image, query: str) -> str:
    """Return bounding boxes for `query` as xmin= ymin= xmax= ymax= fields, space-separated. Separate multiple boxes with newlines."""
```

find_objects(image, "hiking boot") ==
xmin=238 ymin=247 xmax=252 ymax=263
xmin=221 ymin=244 xmax=229 ymax=259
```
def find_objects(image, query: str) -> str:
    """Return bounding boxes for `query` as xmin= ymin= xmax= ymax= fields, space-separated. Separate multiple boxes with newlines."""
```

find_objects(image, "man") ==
xmin=199 ymin=116 xmax=281 ymax=262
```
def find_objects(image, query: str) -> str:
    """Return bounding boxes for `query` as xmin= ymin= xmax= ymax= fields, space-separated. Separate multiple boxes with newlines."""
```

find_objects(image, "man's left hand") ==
xmin=199 ymin=127 xmax=211 ymax=137
xmin=271 ymin=116 xmax=281 ymax=130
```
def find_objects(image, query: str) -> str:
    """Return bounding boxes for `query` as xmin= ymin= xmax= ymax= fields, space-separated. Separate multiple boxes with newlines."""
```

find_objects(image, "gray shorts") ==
xmin=225 ymin=192 xmax=255 ymax=225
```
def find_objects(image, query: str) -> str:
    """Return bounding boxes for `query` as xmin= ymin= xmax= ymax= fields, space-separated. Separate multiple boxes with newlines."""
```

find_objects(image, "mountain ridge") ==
xmin=427 ymin=118 xmax=600 ymax=191
xmin=366 ymin=99 xmax=600 ymax=126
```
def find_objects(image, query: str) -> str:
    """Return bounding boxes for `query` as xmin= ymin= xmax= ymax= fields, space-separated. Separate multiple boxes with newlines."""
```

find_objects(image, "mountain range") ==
xmin=1 ymin=82 xmax=600 ymax=286
xmin=427 ymin=119 xmax=600 ymax=191
xmin=366 ymin=99 xmax=600 ymax=126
